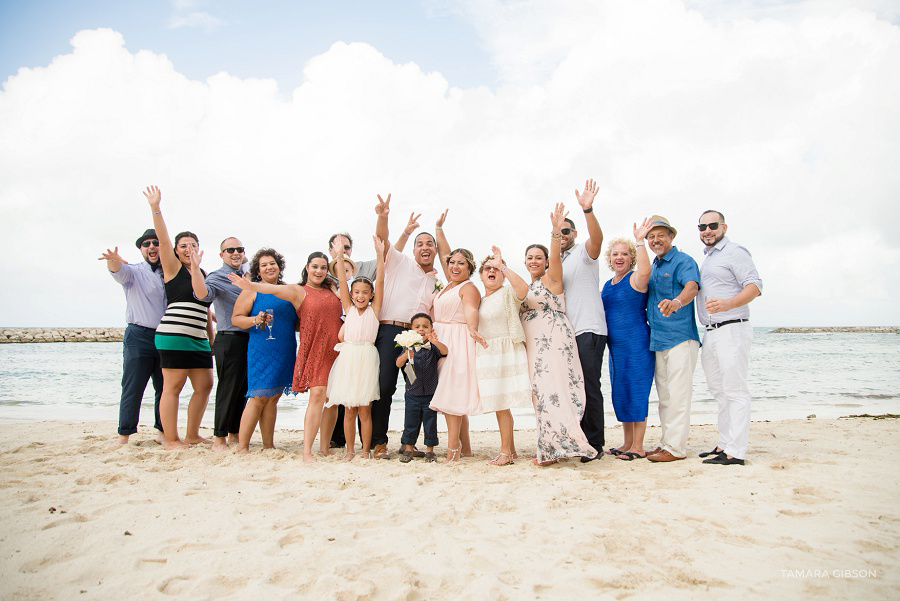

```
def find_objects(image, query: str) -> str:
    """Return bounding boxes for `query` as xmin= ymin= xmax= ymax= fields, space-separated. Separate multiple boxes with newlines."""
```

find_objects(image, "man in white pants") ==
xmin=696 ymin=210 xmax=762 ymax=466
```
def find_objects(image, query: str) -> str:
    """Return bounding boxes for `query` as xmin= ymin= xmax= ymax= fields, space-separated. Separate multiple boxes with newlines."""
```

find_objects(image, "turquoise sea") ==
xmin=0 ymin=329 xmax=897 ymax=433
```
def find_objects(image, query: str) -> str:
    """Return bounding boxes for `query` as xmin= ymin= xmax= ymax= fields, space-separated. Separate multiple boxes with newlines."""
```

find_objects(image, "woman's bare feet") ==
xmin=212 ymin=438 xmax=229 ymax=453
xmin=343 ymin=452 xmax=356 ymax=462
xmin=184 ymin=435 xmax=212 ymax=445
xmin=154 ymin=432 xmax=166 ymax=445
xmin=445 ymin=447 xmax=460 ymax=464
xmin=163 ymin=440 xmax=190 ymax=451
xmin=532 ymin=458 xmax=558 ymax=467
xmin=235 ymin=447 xmax=250 ymax=455
xmin=302 ymin=454 xmax=317 ymax=463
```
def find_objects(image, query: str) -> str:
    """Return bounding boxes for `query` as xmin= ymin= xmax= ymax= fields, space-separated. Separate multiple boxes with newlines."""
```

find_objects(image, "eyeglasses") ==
xmin=223 ymin=247 xmax=245 ymax=254
xmin=697 ymin=223 xmax=723 ymax=232
xmin=483 ymin=266 xmax=502 ymax=273
xmin=141 ymin=240 xmax=159 ymax=248
xmin=342 ymin=245 xmax=351 ymax=252
xmin=560 ymin=228 xmax=575 ymax=235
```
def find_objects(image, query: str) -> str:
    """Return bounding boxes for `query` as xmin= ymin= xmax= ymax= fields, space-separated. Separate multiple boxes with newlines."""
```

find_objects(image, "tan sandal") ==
xmin=488 ymin=452 xmax=514 ymax=466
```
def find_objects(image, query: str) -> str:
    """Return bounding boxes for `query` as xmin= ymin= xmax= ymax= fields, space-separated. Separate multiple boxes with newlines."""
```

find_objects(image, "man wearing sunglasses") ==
xmin=100 ymin=228 xmax=166 ymax=445
xmin=696 ymin=211 xmax=762 ymax=466
xmin=190 ymin=237 xmax=249 ymax=452
xmin=560 ymin=179 xmax=608 ymax=460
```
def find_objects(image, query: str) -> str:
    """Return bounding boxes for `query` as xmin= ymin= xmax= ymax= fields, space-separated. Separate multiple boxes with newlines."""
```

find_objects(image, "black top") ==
xmin=402 ymin=344 xmax=446 ymax=396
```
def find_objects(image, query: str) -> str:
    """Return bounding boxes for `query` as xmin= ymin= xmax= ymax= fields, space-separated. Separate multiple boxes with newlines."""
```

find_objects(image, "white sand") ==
xmin=0 ymin=418 xmax=897 ymax=600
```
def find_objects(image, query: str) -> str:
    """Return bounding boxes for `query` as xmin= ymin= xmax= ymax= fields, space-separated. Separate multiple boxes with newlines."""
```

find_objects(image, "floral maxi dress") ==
xmin=520 ymin=280 xmax=597 ymax=462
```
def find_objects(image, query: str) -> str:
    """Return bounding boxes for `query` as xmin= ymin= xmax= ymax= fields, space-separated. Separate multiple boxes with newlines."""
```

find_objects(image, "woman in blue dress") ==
xmin=231 ymin=248 xmax=299 ymax=454
xmin=601 ymin=218 xmax=655 ymax=460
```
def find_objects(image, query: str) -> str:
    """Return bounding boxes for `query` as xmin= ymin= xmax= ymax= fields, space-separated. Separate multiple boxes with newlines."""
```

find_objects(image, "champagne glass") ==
xmin=265 ymin=309 xmax=275 ymax=340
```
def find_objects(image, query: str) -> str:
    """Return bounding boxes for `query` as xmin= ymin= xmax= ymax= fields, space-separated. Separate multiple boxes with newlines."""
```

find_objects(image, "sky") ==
xmin=1 ymin=0 xmax=898 ymax=327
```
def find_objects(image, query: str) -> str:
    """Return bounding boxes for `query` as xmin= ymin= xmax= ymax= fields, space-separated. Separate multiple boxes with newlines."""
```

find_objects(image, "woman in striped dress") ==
xmin=145 ymin=185 xmax=215 ymax=451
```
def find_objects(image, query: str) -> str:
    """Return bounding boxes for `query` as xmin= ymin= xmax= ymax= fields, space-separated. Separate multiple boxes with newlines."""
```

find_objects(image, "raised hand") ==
xmin=143 ymin=185 xmax=161 ymax=206
xmin=436 ymin=209 xmax=449 ymax=228
xmin=550 ymin=203 xmax=569 ymax=233
xmin=375 ymin=193 xmax=391 ymax=217
xmin=426 ymin=331 xmax=440 ymax=345
xmin=373 ymin=235 xmax=385 ymax=255
xmin=99 ymin=246 xmax=125 ymax=264
xmin=634 ymin=217 xmax=654 ymax=241
xmin=403 ymin=212 xmax=421 ymax=236
xmin=228 ymin=272 xmax=252 ymax=290
xmin=574 ymin=179 xmax=598 ymax=210
xmin=188 ymin=245 xmax=204 ymax=269
xmin=491 ymin=245 xmax=504 ymax=265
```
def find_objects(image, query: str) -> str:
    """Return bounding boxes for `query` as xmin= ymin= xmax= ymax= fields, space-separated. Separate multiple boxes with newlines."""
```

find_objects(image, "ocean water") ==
xmin=0 ymin=329 xmax=897 ymax=434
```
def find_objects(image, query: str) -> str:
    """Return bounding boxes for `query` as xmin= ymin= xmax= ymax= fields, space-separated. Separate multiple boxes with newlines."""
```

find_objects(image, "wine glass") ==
xmin=265 ymin=309 xmax=275 ymax=340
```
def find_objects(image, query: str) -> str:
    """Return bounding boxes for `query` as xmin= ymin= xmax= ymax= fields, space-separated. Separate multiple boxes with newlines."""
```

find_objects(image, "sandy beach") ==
xmin=0 ymin=417 xmax=897 ymax=600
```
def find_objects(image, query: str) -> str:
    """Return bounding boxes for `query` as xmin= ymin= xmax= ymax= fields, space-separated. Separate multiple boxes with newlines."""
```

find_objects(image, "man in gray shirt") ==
xmin=190 ymin=237 xmax=249 ymax=452
xmin=695 ymin=210 xmax=762 ymax=466
xmin=101 ymin=228 xmax=166 ymax=445
xmin=560 ymin=179 xmax=608 ymax=459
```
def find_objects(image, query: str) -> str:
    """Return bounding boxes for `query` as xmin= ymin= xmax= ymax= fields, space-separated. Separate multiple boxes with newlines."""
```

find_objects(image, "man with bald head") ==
xmin=191 ymin=236 xmax=249 ymax=452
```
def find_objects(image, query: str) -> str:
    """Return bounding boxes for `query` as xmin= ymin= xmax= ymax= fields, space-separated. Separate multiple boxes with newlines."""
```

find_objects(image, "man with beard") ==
xmin=190 ymin=237 xmax=250 ymax=452
xmin=643 ymin=216 xmax=700 ymax=463
xmin=559 ymin=178 xmax=608 ymax=460
xmin=100 ymin=228 xmax=166 ymax=445
xmin=695 ymin=210 xmax=762 ymax=466
xmin=370 ymin=194 xmax=439 ymax=459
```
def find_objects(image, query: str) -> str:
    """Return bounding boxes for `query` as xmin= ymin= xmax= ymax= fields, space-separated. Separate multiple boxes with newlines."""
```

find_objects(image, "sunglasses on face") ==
xmin=483 ymin=266 xmax=502 ymax=273
xmin=141 ymin=240 xmax=160 ymax=248
xmin=223 ymin=247 xmax=245 ymax=254
xmin=697 ymin=223 xmax=722 ymax=232
xmin=561 ymin=228 xmax=575 ymax=235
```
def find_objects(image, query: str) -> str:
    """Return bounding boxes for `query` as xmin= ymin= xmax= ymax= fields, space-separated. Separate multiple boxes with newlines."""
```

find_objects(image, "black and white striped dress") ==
xmin=154 ymin=264 xmax=213 ymax=369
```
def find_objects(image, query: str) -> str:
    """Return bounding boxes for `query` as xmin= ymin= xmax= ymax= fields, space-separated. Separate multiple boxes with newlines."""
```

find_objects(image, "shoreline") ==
xmin=0 ymin=417 xmax=897 ymax=598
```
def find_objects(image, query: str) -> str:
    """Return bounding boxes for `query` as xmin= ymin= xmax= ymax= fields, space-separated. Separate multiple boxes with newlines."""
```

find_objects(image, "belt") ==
xmin=380 ymin=320 xmax=412 ymax=329
xmin=706 ymin=319 xmax=748 ymax=331
xmin=217 ymin=330 xmax=250 ymax=337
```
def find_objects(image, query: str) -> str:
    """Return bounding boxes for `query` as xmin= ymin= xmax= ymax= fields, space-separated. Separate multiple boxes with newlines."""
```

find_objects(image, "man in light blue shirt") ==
xmin=696 ymin=210 xmax=762 ymax=466
xmin=191 ymin=236 xmax=249 ymax=452
xmin=644 ymin=216 xmax=700 ymax=463
xmin=101 ymin=228 xmax=166 ymax=445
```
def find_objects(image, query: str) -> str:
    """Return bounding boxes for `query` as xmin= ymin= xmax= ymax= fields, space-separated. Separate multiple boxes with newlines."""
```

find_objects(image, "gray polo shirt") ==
xmin=697 ymin=237 xmax=763 ymax=326
xmin=561 ymin=243 xmax=607 ymax=337
xmin=195 ymin=263 xmax=248 ymax=332
xmin=355 ymin=258 xmax=377 ymax=281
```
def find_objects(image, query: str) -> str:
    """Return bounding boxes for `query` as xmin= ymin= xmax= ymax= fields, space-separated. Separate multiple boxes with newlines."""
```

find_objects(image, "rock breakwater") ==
xmin=0 ymin=328 xmax=125 ymax=343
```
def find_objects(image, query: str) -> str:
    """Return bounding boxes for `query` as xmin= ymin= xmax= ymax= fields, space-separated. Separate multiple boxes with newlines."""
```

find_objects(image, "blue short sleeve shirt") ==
xmin=647 ymin=245 xmax=700 ymax=352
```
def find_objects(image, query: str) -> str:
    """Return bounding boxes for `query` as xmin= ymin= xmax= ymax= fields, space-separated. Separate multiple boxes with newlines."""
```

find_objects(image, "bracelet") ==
xmin=400 ymin=232 xmax=409 ymax=237
xmin=436 ymin=226 xmax=443 ymax=230
xmin=673 ymin=298 xmax=683 ymax=307
xmin=501 ymin=267 xmax=508 ymax=273
xmin=635 ymin=243 xmax=645 ymax=247
xmin=152 ymin=211 xmax=161 ymax=215
xmin=583 ymin=207 xmax=593 ymax=214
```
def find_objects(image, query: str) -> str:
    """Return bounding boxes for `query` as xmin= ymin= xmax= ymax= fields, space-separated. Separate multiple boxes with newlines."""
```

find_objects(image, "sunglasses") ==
xmin=342 ymin=245 xmax=351 ymax=252
xmin=697 ymin=223 xmax=723 ymax=232
xmin=560 ymin=228 xmax=575 ymax=235
xmin=223 ymin=247 xmax=245 ymax=254
xmin=141 ymin=240 xmax=160 ymax=247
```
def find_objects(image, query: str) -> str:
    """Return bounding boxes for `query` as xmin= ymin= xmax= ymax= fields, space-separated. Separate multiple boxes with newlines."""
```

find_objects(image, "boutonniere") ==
xmin=434 ymin=280 xmax=444 ymax=293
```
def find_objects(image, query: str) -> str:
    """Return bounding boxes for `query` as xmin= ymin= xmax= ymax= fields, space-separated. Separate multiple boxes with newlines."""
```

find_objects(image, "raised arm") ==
xmin=375 ymin=194 xmax=391 ymax=259
xmin=336 ymin=249 xmax=353 ymax=312
xmin=143 ymin=186 xmax=180 ymax=279
xmin=227 ymin=273 xmax=306 ymax=309
xmin=460 ymin=282 xmax=486 ymax=348
xmin=187 ymin=245 xmax=210 ymax=300
xmin=99 ymin=246 xmax=126 ymax=274
xmin=491 ymin=246 xmax=528 ymax=300
xmin=394 ymin=212 xmax=420 ymax=252
xmin=434 ymin=209 xmax=451 ymax=280
xmin=575 ymin=179 xmax=603 ymax=260
xmin=631 ymin=217 xmax=653 ymax=293
xmin=372 ymin=235 xmax=386 ymax=317
xmin=544 ymin=203 xmax=567 ymax=294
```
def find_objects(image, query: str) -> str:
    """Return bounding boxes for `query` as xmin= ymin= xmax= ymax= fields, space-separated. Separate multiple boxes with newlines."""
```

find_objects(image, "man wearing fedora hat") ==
xmin=99 ymin=228 xmax=167 ymax=445
xmin=643 ymin=216 xmax=701 ymax=463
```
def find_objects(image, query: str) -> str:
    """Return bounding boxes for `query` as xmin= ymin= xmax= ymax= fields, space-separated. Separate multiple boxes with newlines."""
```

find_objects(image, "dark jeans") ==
xmin=577 ymin=332 xmax=608 ymax=450
xmin=330 ymin=405 xmax=347 ymax=446
xmin=118 ymin=324 xmax=163 ymax=436
xmin=372 ymin=323 xmax=405 ymax=446
xmin=401 ymin=393 xmax=438 ymax=447
xmin=213 ymin=332 xmax=248 ymax=437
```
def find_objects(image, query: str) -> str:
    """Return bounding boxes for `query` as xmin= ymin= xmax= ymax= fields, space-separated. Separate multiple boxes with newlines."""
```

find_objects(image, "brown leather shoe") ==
xmin=647 ymin=450 xmax=684 ymax=462
xmin=647 ymin=447 xmax=663 ymax=456
xmin=374 ymin=443 xmax=391 ymax=460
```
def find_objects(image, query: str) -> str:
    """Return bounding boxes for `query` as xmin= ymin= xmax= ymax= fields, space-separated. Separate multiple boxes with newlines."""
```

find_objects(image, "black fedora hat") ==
xmin=135 ymin=229 xmax=158 ymax=248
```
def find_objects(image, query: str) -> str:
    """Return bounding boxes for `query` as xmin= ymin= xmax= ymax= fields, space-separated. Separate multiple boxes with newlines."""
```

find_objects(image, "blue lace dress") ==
xmin=246 ymin=292 xmax=298 ymax=398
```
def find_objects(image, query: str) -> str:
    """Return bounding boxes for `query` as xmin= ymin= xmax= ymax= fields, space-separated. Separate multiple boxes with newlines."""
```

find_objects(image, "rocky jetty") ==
xmin=769 ymin=326 xmax=899 ymax=334
xmin=0 ymin=328 xmax=125 ymax=343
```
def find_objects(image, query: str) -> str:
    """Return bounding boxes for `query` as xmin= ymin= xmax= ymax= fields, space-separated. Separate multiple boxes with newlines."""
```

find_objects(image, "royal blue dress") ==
xmin=246 ymin=292 xmax=298 ymax=398
xmin=601 ymin=271 xmax=655 ymax=422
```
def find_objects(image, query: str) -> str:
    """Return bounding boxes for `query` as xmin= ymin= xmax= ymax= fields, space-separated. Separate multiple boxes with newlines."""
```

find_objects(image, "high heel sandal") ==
xmin=488 ymin=452 xmax=514 ymax=466
xmin=445 ymin=447 xmax=460 ymax=463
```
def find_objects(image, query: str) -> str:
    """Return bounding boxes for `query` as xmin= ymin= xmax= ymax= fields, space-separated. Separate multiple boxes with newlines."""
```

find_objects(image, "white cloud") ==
xmin=168 ymin=11 xmax=224 ymax=32
xmin=1 ymin=1 xmax=899 ymax=327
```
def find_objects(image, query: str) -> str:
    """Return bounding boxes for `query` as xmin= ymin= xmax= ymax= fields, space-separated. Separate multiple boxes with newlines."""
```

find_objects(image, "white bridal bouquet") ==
xmin=394 ymin=329 xmax=427 ymax=384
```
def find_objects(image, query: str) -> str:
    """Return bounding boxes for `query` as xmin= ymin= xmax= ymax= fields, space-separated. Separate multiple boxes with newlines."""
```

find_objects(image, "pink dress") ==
xmin=325 ymin=306 xmax=380 ymax=407
xmin=293 ymin=285 xmax=343 ymax=392
xmin=520 ymin=280 xmax=597 ymax=462
xmin=430 ymin=280 xmax=481 ymax=416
